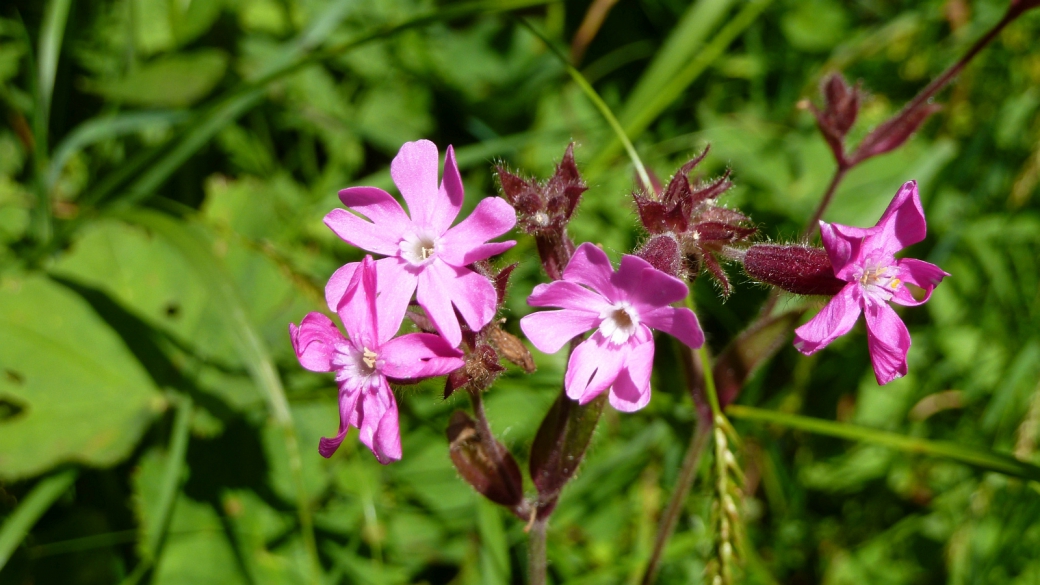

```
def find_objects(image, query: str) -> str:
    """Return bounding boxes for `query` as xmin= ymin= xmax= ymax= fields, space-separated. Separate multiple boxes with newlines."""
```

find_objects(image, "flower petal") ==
xmin=318 ymin=381 xmax=362 ymax=458
xmin=325 ymin=262 xmax=359 ymax=314
xmin=793 ymin=285 xmax=862 ymax=355
xmin=438 ymin=197 xmax=517 ymax=266
xmin=520 ymin=309 xmax=600 ymax=354
xmin=891 ymin=258 xmax=949 ymax=307
xmin=615 ymin=259 xmax=688 ymax=310
xmin=417 ymin=261 xmax=498 ymax=346
xmin=565 ymin=332 xmax=626 ymax=405
xmin=289 ymin=312 xmax=344 ymax=372
xmin=609 ymin=335 xmax=655 ymax=412
xmin=381 ymin=333 xmax=465 ymax=379
xmin=641 ymin=305 xmax=704 ymax=349
xmin=820 ymin=221 xmax=869 ymax=280
xmin=338 ymin=256 xmax=379 ymax=348
xmin=356 ymin=379 xmax=402 ymax=464
xmin=870 ymin=180 xmax=927 ymax=257
xmin=432 ymin=145 xmax=465 ymax=234
xmin=338 ymin=186 xmax=412 ymax=232
xmin=324 ymin=208 xmax=403 ymax=256
xmin=863 ymin=300 xmax=911 ymax=385
xmin=373 ymin=258 xmax=419 ymax=345
xmin=390 ymin=140 xmax=449 ymax=232
xmin=562 ymin=242 xmax=618 ymax=300
xmin=527 ymin=280 xmax=611 ymax=312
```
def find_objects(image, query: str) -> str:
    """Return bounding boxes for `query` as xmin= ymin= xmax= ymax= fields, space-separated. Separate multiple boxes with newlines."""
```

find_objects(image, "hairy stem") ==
xmin=528 ymin=518 xmax=548 ymax=585
xmin=641 ymin=423 xmax=710 ymax=585
xmin=801 ymin=166 xmax=847 ymax=239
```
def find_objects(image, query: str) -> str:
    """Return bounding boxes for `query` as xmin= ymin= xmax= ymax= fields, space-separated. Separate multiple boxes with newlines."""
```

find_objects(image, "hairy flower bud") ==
xmin=497 ymin=144 xmax=587 ymax=280
xmin=806 ymin=72 xmax=864 ymax=165
xmin=636 ymin=233 xmax=685 ymax=278
xmin=742 ymin=244 xmax=846 ymax=296
xmin=850 ymin=102 xmax=942 ymax=165
xmin=633 ymin=146 xmax=755 ymax=297
xmin=447 ymin=411 xmax=525 ymax=509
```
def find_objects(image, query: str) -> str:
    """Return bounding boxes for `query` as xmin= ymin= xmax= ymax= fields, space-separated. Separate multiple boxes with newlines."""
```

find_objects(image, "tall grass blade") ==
xmin=0 ymin=468 xmax=78 ymax=569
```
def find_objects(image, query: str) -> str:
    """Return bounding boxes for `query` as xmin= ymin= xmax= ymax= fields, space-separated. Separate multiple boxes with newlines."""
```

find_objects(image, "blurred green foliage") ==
xmin=0 ymin=0 xmax=1039 ymax=583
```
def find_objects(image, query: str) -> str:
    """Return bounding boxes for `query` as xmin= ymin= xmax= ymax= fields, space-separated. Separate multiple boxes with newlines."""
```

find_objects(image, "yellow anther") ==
xmin=362 ymin=348 xmax=378 ymax=369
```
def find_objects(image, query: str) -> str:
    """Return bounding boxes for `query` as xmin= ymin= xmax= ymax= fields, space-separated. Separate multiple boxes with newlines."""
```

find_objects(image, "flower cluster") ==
xmin=292 ymin=138 xmax=948 ymax=469
xmin=291 ymin=140 xmax=516 ymax=463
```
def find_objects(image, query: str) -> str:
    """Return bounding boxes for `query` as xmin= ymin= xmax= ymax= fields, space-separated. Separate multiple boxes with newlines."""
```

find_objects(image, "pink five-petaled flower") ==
xmin=324 ymin=140 xmax=517 ymax=347
xmin=520 ymin=243 xmax=705 ymax=412
xmin=794 ymin=180 xmax=949 ymax=385
xmin=290 ymin=256 xmax=464 ymax=464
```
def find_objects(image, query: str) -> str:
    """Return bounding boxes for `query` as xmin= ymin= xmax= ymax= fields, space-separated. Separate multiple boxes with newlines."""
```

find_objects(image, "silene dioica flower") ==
xmin=793 ymin=181 xmax=949 ymax=384
xmin=324 ymin=140 xmax=517 ymax=347
xmin=520 ymin=243 xmax=704 ymax=411
xmin=290 ymin=256 xmax=464 ymax=464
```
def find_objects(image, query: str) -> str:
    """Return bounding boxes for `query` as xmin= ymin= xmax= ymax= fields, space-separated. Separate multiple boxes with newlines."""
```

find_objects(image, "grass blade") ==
xmin=727 ymin=404 xmax=1040 ymax=482
xmin=0 ymin=468 xmax=78 ymax=569
xmin=48 ymin=110 xmax=189 ymax=192
xmin=517 ymin=18 xmax=652 ymax=191
xmin=37 ymin=0 xmax=71 ymax=124
xmin=591 ymin=0 xmax=774 ymax=171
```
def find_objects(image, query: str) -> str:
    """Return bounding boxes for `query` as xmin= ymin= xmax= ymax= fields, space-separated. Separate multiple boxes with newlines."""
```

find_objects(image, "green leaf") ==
xmin=0 ymin=275 xmax=164 ymax=480
xmin=0 ymin=468 xmax=78 ymax=569
xmin=83 ymin=50 xmax=228 ymax=107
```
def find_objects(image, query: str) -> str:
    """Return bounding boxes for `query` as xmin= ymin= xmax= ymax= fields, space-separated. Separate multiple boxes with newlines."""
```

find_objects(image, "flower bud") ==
xmin=447 ymin=411 xmax=524 ymax=509
xmin=636 ymin=233 xmax=685 ymax=278
xmin=742 ymin=244 xmax=846 ymax=296
xmin=529 ymin=391 xmax=606 ymax=518
xmin=807 ymin=72 xmax=864 ymax=164
xmin=850 ymin=102 xmax=942 ymax=165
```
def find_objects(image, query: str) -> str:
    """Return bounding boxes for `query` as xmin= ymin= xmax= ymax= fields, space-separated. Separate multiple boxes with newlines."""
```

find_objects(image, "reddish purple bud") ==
xmin=808 ymin=72 xmax=864 ymax=165
xmin=702 ymin=252 xmax=732 ymax=297
xmin=496 ymin=143 xmax=587 ymax=234
xmin=636 ymin=234 xmax=685 ymax=278
xmin=447 ymin=411 xmax=525 ymax=509
xmin=634 ymin=194 xmax=687 ymax=233
xmin=851 ymin=103 xmax=942 ymax=165
xmin=444 ymin=369 xmax=471 ymax=398
xmin=693 ymin=221 xmax=757 ymax=243
xmin=742 ymin=244 xmax=847 ymax=296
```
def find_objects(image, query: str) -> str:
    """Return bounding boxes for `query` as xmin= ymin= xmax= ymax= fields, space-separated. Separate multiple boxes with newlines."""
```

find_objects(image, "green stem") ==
xmin=727 ymin=404 xmax=1040 ymax=482
xmin=517 ymin=18 xmax=653 ymax=192
xmin=0 ymin=468 xmax=78 ymax=569
xmin=528 ymin=518 xmax=548 ymax=585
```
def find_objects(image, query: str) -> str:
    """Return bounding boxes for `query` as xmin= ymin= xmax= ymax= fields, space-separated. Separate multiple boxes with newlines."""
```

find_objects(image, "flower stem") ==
xmin=528 ymin=518 xmax=548 ymax=585
xmin=641 ymin=423 xmax=710 ymax=585
xmin=802 ymin=166 xmax=847 ymax=239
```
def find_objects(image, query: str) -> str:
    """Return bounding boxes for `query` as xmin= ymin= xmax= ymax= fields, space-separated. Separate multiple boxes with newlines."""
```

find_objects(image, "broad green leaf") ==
xmin=0 ymin=275 xmax=164 ymax=480
xmin=83 ymin=50 xmax=229 ymax=108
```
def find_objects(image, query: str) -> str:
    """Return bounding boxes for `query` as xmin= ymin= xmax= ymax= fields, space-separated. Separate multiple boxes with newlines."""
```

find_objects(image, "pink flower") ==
xmin=520 ymin=243 xmax=704 ymax=412
xmin=794 ymin=181 xmax=949 ymax=385
xmin=290 ymin=256 xmax=464 ymax=464
xmin=324 ymin=140 xmax=517 ymax=347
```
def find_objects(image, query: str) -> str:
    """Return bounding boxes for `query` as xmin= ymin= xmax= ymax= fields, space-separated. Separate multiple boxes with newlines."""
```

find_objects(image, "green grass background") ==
xmin=1 ymin=0 xmax=1039 ymax=583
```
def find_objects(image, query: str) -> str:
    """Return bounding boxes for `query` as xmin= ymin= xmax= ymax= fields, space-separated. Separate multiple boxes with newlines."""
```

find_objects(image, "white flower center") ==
xmin=858 ymin=262 xmax=901 ymax=302
xmin=598 ymin=301 xmax=640 ymax=345
xmin=333 ymin=344 xmax=381 ymax=387
xmin=400 ymin=229 xmax=439 ymax=266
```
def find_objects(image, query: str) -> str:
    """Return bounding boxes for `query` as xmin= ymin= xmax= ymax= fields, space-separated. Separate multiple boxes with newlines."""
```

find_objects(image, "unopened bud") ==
xmin=742 ymin=244 xmax=847 ymax=296
xmin=447 ymin=411 xmax=525 ymax=508
xmin=636 ymin=233 xmax=684 ymax=278
xmin=488 ymin=326 xmax=536 ymax=373
xmin=851 ymin=102 xmax=942 ymax=165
